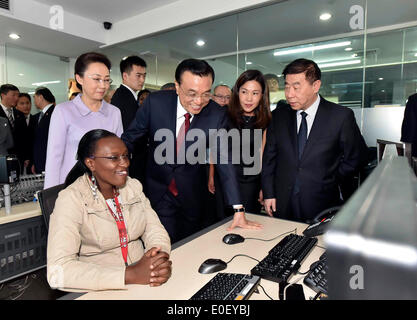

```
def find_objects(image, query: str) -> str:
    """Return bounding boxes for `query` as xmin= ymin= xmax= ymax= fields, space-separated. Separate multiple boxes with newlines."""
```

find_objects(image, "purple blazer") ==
xmin=44 ymin=95 xmax=123 ymax=188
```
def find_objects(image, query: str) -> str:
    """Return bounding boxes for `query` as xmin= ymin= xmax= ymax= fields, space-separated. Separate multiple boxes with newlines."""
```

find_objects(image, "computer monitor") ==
xmin=325 ymin=156 xmax=417 ymax=299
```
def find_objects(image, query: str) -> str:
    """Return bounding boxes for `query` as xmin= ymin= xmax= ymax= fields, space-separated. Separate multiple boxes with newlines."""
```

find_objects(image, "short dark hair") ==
xmin=0 ymin=84 xmax=19 ymax=97
xmin=282 ymin=58 xmax=321 ymax=84
xmin=35 ymin=87 xmax=56 ymax=103
xmin=175 ymin=59 xmax=215 ymax=84
xmin=160 ymin=82 xmax=175 ymax=90
xmin=18 ymin=92 xmax=31 ymax=102
xmin=120 ymin=56 xmax=147 ymax=75
xmin=74 ymin=52 xmax=112 ymax=90
xmin=138 ymin=89 xmax=151 ymax=100
xmin=228 ymin=69 xmax=271 ymax=130
xmin=65 ymin=129 xmax=119 ymax=187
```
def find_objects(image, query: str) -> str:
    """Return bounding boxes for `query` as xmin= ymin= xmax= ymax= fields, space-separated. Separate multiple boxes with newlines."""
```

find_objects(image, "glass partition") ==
xmin=5 ymin=45 xmax=70 ymax=110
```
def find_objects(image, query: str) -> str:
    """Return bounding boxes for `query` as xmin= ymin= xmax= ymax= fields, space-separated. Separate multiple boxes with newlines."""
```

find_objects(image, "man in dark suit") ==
xmin=16 ymin=93 xmax=37 ymax=172
xmin=31 ymin=87 xmax=55 ymax=174
xmin=0 ymin=84 xmax=28 ymax=172
xmin=401 ymin=93 xmax=417 ymax=157
xmin=122 ymin=59 xmax=261 ymax=243
xmin=111 ymin=56 xmax=148 ymax=185
xmin=262 ymin=59 xmax=367 ymax=223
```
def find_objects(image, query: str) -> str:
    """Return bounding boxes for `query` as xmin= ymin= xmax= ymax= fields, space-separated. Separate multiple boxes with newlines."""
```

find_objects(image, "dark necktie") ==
xmin=298 ymin=111 xmax=308 ymax=160
xmin=6 ymin=108 xmax=14 ymax=128
xmin=168 ymin=113 xmax=191 ymax=196
xmin=38 ymin=112 xmax=44 ymax=124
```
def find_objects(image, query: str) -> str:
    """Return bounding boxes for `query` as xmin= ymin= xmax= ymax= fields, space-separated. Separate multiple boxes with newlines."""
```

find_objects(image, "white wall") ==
xmin=0 ymin=44 xmax=5 ymax=84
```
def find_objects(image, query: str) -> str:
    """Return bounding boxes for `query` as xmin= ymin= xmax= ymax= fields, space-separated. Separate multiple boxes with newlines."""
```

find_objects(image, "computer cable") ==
xmin=225 ymin=254 xmax=260 ymax=264
xmin=258 ymin=283 xmax=274 ymax=300
xmin=282 ymin=274 xmax=305 ymax=301
xmin=244 ymin=228 xmax=297 ymax=242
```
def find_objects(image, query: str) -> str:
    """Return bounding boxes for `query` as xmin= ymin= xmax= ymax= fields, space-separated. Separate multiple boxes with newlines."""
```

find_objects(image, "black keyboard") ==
xmin=303 ymin=252 xmax=328 ymax=294
xmin=251 ymin=234 xmax=317 ymax=283
xmin=190 ymin=273 xmax=260 ymax=300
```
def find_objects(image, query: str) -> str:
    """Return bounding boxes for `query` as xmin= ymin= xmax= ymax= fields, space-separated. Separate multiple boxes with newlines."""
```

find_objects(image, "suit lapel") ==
xmin=300 ymin=98 xmax=330 ymax=163
xmin=287 ymin=107 xmax=298 ymax=160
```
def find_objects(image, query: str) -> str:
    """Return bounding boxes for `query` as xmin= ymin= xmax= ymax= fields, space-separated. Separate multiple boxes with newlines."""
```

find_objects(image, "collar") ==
xmin=0 ymin=103 xmax=12 ymax=114
xmin=42 ymin=104 xmax=53 ymax=114
xmin=73 ymin=94 xmax=108 ymax=117
xmin=297 ymin=94 xmax=320 ymax=118
xmin=176 ymin=96 xmax=193 ymax=120
xmin=122 ymin=84 xmax=139 ymax=100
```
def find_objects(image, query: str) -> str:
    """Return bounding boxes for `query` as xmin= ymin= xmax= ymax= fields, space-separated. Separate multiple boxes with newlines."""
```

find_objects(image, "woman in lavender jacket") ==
xmin=44 ymin=52 xmax=123 ymax=188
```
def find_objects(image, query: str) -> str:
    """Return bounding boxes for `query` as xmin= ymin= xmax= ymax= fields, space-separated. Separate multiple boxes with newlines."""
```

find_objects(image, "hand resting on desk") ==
xmin=227 ymin=211 xmax=263 ymax=231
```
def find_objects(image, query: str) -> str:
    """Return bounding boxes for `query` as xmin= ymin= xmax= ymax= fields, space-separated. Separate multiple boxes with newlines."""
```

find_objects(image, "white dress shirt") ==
xmin=176 ymin=97 xmax=194 ymax=137
xmin=122 ymin=84 xmax=139 ymax=101
xmin=296 ymin=94 xmax=320 ymax=138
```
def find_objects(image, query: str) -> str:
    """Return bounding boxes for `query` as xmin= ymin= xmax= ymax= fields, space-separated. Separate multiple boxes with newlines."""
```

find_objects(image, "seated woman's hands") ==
xmin=125 ymin=246 xmax=172 ymax=286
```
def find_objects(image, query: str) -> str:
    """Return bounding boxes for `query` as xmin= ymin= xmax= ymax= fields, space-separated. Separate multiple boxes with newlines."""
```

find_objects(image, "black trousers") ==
xmin=153 ymin=191 xmax=203 ymax=244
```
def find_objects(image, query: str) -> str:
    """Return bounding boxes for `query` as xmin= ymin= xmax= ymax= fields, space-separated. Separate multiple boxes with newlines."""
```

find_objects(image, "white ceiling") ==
xmin=34 ymin=0 xmax=180 ymax=22
xmin=0 ymin=14 xmax=102 ymax=57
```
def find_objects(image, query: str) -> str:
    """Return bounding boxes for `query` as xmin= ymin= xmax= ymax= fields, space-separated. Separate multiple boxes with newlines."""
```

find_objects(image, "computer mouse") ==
xmin=222 ymin=233 xmax=245 ymax=245
xmin=198 ymin=258 xmax=227 ymax=274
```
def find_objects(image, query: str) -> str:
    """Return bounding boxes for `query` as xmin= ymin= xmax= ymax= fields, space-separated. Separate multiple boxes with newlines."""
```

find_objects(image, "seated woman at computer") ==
xmin=47 ymin=129 xmax=172 ymax=291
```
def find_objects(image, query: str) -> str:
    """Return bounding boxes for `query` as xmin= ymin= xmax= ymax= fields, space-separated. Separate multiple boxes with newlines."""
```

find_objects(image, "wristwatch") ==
xmin=233 ymin=206 xmax=245 ymax=213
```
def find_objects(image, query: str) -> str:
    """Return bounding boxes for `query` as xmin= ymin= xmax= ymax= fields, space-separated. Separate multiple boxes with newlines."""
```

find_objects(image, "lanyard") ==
xmin=105 ymin=193 xmax=129 ymax=267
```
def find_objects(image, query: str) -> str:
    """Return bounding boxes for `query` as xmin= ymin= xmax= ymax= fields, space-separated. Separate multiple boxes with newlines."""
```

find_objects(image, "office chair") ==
xmin=38 ymin=184 xmax=65 ymax=231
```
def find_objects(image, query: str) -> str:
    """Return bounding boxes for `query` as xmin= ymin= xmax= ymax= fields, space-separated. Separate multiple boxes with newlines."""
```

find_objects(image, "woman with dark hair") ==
xmin=47 ymin=129 xmax=171 ymax=291
xmin=209 ymin=70 xmax=271 ymax=215
xmin=44 ymin=52 xmax=123 ymax=188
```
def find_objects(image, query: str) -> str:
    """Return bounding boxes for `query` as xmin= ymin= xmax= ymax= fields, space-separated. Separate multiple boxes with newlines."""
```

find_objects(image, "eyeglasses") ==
xmin=87 ymin=75 xmax=113 ymax=85
xmin=90 ymin=154 xmax=130 ymax=163
xmin=178 ymin=85 xmax=211 ymax=102
xmin=213 ymin=94 xmax=231 ymax=101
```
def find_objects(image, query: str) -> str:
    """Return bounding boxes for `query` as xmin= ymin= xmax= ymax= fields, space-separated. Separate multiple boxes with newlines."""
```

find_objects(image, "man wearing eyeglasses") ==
xmin=212 ymin=84 xmax=232 ymax=107
xmin=112 ymin=56 xmax=149 ymax=185
xmin=122 ymin=59 xmax=262 ymax=243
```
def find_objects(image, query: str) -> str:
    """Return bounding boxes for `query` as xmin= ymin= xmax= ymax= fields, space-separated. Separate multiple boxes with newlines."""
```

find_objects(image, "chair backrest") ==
xmin=38 ymin=184 xmax=65 ymax=230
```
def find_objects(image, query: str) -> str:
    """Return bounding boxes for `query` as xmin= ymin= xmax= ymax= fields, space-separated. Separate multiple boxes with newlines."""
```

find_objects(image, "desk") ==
xmin=64 ymin=214 xmax=324 ymax=300
xmin=0 ymin=201 xmax=41 ymax=225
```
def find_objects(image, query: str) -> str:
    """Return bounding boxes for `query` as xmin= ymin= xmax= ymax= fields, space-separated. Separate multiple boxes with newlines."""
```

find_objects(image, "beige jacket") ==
xmin=47 ymin=174 xmax=171 ymax=291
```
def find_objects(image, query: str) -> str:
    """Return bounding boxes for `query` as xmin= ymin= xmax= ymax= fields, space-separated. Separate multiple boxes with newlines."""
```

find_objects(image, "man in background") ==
xmin=0 ymin=84 xmax=28 ymax=172
xmin=32 ymin=87 xmax=56 ymax=174
xmin=111 ymin=55 xmax=148 ymax=184
xmin=212 ymin=84 xmax=231 ymax=107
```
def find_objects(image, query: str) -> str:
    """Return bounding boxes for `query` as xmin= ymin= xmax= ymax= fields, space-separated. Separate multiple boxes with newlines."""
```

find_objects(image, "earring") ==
xmin=90 ymin=175 xmax=98 ymax=199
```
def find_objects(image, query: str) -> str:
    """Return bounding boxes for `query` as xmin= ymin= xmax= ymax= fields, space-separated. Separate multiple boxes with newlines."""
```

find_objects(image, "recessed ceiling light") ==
xmin=18 ymin=73 xmax=24 ymax=76
xmin=196 ymin=40 xmax=205 ymax=47
xmin=345 ymin=47 xmax=353 ymax=51
xmin=9 ymin=33 xmax=20 ymax=40
xmin=378 ymin=77 xmax=384 ymax=80
xmin=351 ymin=53 xmax=358 ymax=58
xmin=319 ymin=13 xmax=332 ymax=21
xmin=246 ymin=61 xmax=252 ymax=65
